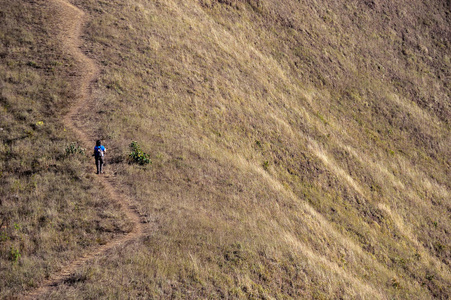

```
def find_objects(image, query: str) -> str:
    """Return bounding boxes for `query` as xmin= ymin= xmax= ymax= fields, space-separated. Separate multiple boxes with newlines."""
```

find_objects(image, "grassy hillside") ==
xmin=2 ymin=0 xmax=450 ymax=298
xmin=0 ymin=1 xmax=131 ymax=297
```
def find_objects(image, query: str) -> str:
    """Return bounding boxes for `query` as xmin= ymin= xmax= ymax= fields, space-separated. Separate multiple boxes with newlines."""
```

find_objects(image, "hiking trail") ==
xmin=21 ymin=0 xmax=144 ymax=298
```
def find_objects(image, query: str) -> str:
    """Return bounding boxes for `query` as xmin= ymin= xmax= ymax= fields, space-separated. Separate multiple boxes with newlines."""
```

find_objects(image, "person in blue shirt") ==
xmin=93 ymin=140 xmax=106 ymax=174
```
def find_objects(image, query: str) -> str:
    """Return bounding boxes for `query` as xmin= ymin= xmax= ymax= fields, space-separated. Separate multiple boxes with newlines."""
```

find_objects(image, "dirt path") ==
xmin=21 ymin=0 xmax=143 ymax=298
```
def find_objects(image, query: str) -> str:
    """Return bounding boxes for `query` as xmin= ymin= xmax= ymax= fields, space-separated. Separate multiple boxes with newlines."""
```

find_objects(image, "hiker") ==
xmin=93 ymin=140 xmax=106 ymax=174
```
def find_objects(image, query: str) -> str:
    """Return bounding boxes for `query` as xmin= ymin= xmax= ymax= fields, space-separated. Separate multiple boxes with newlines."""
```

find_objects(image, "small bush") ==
xmin=65 ymin=142 xmax=86 ymax=155
xmin=129 ymin=141 xmax=151 ymax=165
xmin=9 ymin=246 xmax=21 ymax=263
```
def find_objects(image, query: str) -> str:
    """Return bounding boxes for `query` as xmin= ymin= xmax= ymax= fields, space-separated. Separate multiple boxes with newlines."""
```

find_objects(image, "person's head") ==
xmin=96 ymin=140 xmax=101 ymax=146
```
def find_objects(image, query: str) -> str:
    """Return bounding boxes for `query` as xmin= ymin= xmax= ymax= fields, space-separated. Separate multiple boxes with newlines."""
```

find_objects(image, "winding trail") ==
xmin=22 ymin=0 xmax=143 ymax=298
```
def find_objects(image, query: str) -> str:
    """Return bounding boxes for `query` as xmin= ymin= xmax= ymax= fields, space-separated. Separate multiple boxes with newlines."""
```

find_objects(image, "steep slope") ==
xmin=17 ymin=0 xmax=144 ymax=298
xmin=2 ymin=0 xmax=451 ymax=298
xmin=0 ymin=0 xmax=133 ymax=298
xmin=49 ymin=0 xmax=448 ymax=298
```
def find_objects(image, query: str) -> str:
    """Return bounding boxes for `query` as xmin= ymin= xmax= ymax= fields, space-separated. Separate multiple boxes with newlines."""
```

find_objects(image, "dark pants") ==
xmin=95 ymin=156 xmax=104 ymax=174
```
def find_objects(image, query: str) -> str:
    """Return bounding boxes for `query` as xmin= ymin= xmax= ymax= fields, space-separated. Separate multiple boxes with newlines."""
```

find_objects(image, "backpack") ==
xmin=95 ymin=146 xmax=104 ymax=157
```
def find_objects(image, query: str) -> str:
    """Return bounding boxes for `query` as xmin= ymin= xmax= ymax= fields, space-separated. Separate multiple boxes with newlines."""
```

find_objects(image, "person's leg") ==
xmin=96 ymin=157 xmax=100 ymax=174
xmin=99 ymin=157 xmax=104 ymax=173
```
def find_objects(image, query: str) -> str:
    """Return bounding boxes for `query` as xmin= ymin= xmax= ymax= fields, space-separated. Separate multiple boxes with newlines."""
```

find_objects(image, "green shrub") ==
xmin=262 ymin=160 xmax=269 ymax=170
xmin=9 ymin=246 xmax=21 ymax=263
xmin=65 ymin=142 xmax=86 ymax=155
xmin=129 ymin=141 xmax=151 ymax=165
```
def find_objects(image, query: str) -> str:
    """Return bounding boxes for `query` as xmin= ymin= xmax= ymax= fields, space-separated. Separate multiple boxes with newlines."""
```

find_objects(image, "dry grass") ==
xmin=0 ymin=1 xmax=130 ymax=297
xmin=2 ymin=0 xmax=450 ymax=298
